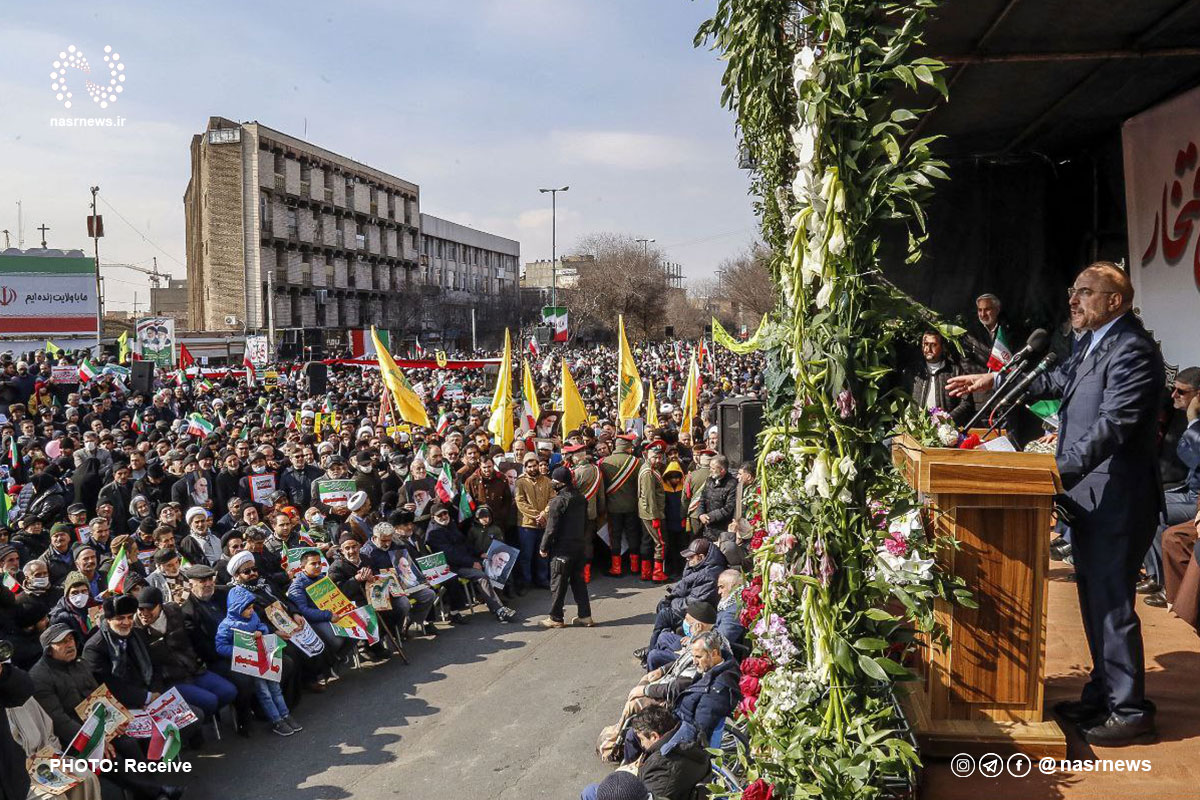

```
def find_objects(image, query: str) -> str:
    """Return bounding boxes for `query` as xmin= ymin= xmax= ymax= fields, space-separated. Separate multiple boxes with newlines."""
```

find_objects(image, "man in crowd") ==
xmin=538 ymin=467 xmax=592 ymax=629
xmin=904 ymin=330 xmax=974 ymax=425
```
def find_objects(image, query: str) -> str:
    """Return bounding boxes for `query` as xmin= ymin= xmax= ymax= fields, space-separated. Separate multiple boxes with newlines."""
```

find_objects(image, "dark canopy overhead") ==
xmin=911 ymin=0 xmax=1200 ymax=157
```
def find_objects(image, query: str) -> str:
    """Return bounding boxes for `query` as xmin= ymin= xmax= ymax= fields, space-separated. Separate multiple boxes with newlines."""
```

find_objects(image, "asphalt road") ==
xmin=181 ymin=577 xmax=661 ymax=799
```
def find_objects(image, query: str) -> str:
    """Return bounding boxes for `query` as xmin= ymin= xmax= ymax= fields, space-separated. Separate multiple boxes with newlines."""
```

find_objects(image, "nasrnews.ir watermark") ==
xmin=48 ymin=758 xmax=192 ymax=775
xmin=47 ymin=43 xmax=129 ymax=127
xmin=950 ymin=752 xmax=1152 ymax=778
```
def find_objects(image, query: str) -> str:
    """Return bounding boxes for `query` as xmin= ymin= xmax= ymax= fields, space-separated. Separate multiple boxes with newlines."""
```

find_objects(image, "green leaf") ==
xmin=858 ymin=652 xmax=890 ymax=681
xmin=876 ymin=656 xmax=913 ymax=678
xmin=853 ymin=637 xmax=889 ymax=651
xmin=890 ymin=108 xmax=918 ymax=123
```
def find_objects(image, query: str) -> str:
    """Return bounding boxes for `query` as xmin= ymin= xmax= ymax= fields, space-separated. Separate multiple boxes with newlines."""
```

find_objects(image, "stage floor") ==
xmin=921 ymin=562 xmax=1200 ymax=800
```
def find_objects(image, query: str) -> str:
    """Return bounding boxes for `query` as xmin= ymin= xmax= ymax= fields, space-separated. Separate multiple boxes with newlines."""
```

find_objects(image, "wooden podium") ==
xmin=891 ymin=434 xmax=1067 ymax=758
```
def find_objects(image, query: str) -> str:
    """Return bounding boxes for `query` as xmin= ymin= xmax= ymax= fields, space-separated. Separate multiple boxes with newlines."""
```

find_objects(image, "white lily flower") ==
xmin=827 ymin=218 xmax=845 ymax=255
xmin=815 ymin=280 xmax=834 ymax=309
xmin=837 ymin=455 xmax=857 ymax=481
xmin=804 ymin=451 xmax=832 ymax=499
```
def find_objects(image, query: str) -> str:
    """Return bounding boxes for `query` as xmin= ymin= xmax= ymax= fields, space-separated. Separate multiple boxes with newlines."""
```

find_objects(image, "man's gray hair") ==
xmin=22 ymin=559 xmax=47 ymax=578
xmin=693 ymin=629 xmax=724 ymax=654
xmin=710 ymin=454 xmax=728 ymax=471
xmin=372 ymin=522 xmax=395 ymax=540
xmin=1177 ymin=366 xmax=1200 ymax=388
xmin=975 ymin=293 xmax=1002 ymax=308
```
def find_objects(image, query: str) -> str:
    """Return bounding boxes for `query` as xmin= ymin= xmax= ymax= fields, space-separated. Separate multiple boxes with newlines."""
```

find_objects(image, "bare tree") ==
xmin=719 ymin=242 xmax=776 ymax=326
xmin=664 ymin=290 xmax=707 ymax=339
xmin=564 ymin=232 xmax=670 ymax=340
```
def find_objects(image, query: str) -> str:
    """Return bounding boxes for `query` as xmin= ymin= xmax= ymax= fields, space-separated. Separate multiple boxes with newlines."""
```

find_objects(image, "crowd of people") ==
xmin=0 ymin=335 xmax=764 ymax=799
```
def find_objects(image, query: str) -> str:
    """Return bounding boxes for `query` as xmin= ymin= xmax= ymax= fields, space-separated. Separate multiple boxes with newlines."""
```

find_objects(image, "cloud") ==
xmin=550 ymin=130 xmax=702 ymax=170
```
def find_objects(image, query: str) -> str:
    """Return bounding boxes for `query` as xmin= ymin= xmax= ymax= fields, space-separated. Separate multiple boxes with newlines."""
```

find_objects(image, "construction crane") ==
xmin=105 ymin=257 xmax=172 ymax=288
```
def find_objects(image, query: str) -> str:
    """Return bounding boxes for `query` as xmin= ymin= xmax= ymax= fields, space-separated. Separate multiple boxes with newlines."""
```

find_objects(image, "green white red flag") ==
xmin=147 ymin=718 xmax=181 ymax=762
xmin=67 ymin=702 xmax=108 ymax=760
xmin=986 ymin=328 xmax=1012 ymax=372
xmin=106 ymin=544 xmax=131 ymax=594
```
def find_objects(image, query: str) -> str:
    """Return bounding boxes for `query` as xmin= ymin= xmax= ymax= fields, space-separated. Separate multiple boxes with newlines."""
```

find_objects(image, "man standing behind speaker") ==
xmin=949 ymin=262 xmax=1164 ymax=746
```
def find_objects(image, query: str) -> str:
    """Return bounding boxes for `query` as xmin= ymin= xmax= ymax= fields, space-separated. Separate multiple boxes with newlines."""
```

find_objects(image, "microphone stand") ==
xmin=960 ymin=358 xmax=1033 ymax=432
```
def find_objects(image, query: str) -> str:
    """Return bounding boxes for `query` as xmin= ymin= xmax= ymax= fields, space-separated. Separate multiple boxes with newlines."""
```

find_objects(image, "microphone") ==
xmin=982 ymin=352 xmax=1060 ymax=439
xmin=960 ymin=329 xmax=1050 ymax=432
xmin=998 ymin=328 xmax=1049 ymax=376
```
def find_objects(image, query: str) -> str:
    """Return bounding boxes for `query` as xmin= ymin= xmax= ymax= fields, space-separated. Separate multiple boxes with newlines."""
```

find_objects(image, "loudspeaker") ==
xmin=131 ymin=360 xmax=155 ymax=396
xmin=717 ymin=397 xmax=763 ymax=467
xmin=305 ymin=362 xmax=328 ymax=395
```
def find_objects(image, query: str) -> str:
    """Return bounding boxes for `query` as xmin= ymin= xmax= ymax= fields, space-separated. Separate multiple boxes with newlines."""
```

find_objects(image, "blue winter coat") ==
xmin=287 ymin=572 xmax=332 ymax=624
xmin=667 ymin=546 xmax=727 ymax=607
xmin=663 ymin=656 xmax=740 ymax=754
xmin=215 ymin=585 xmax=270 ymax=658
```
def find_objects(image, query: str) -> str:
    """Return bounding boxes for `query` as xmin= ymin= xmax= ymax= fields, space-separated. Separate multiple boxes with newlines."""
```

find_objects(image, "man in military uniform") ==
xmin=684 ymin=450 xmax=712 ymax=538
xmin=638 ymin=440 xmax=668 ymax=582
xmin=601 ymin=433 xmax=642 ymax=576
xmin=565 ymin=441 xmax=605 ymax=583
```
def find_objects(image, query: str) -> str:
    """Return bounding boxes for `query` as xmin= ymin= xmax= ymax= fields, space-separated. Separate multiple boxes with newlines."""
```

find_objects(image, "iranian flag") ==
xmin=528 ymin=337 xmax=541 ymax=358
xmin=79 ymin=358 xmax=99 ymax=383
xmin=542 ymin=306 xmax=568 ymax=343
xmin=242 ymin=353 xmax=256 ymax=386
xmin=147 ymin=718 xmax=181 ymax=762
xmin=6 ymin=436 xmax=18 ymax=468
xmin=67 ymin=702 xmax=108 ymax=760
xmin=435 ymin=463 xmax=455 ymax=504
xmin=107 ymin=544 xmax=131 ymax=594
xmin=435 ymin=413 xmax=452 ymax=435
xmin=986 ymin=328 xmax=1012 ymax=372
xmin=131 ymin=409 xmax=144 ymax=434
xmin=350 ymin=328 xmax=389 ymax=358
xmin=457 ymin=488 xmax=475 ymax=521
xmin=2 ymin=573 xmax=21 ymax=595
xmin=414 ymin=337 xmax=426 ymax=358
xmin=231 ymin=630 xmax=283 ymax=681
xmin=341 ymin=606 xmax=381 ymax=645
xmin=187 ymin=413 xmax=215 ymax=437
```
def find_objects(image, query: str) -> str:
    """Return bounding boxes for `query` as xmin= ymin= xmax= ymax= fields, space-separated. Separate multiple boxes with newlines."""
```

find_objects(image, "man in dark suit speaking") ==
xmin=949 ymin=262 xmax=1164 ymax=746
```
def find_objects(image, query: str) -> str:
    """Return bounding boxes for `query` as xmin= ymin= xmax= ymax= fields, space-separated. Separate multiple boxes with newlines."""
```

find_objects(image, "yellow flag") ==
xmin=117 ymin=330 xmax=131 ymax=364
xmin=521 ymin=358 xmax=541 ymax=422
xmin=712 ymin=314 xmax=768 ymax=353
xmin=561 ymin=358 xmax=587 ymax=437
xmin=488 ymin=329 xmax=514 ymax=451
xmin=646 ymin=376 xmax=659 ymax=428
xmin=681 ymin=352 xmax=700 ymax=435
xmin=617 ymin=315 xmax=643 ymax=428
xmin=372 ymin=326 xmax=430 ymax=428
xmin=45 ymin=340 xmax=61 ymax=356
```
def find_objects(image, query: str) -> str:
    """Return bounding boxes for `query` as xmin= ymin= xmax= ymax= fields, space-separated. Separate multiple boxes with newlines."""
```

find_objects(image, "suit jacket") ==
xmin=1031 ymin=312 xmax=1165 ymax=536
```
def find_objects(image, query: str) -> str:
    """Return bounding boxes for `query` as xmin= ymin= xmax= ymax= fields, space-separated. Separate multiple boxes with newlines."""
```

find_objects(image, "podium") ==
xmin=891 ymin=434 xmax=1067 ymax=757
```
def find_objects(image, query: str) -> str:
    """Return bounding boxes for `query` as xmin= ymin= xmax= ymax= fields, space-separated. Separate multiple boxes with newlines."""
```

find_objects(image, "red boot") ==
xmin=629 ymin=555 xmax=641 ymax=574
xmin=640 ymin=560 xmax=653 ymax=581
xmin=651 ymin=560 xmax=669 ymax=582
xmin=607 ymin=556 xmax=623 ymax=577
xmin=583 ymin=564 xmax=592 ymax=583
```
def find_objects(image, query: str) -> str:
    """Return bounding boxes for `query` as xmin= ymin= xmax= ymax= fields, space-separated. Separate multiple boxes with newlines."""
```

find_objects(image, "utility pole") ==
xmin=537 ymin=186 xmax=569 ymax=310
xmin=636 ymin=237 xmax=655 ymax=261
xmin=471 ymin=306 xmax=477 ymax=352
xmin=1 ymin=230 xmax=8 ymax=249
xmin=15 ymin=201 xmax=22 ymax=248
xmin=266 ymin=269 xmax=276 ymax=360
xmin=90 ymin=186 xmax=103 ymax=353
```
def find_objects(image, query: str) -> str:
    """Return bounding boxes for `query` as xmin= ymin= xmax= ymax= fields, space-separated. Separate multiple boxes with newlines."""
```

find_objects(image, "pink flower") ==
xmin=884 ymin=531 xmax=908 ymax=557
xmin=836 ymin=388 xmax=856 ymax=419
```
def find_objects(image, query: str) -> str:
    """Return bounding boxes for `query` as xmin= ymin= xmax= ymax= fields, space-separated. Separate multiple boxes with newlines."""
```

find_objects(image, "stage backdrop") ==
xmin=1123 ymin=84 xmax=1200 ymax=367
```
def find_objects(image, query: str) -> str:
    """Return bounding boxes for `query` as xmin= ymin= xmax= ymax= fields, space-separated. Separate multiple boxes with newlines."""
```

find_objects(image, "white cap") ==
xmin=185 ymin=506 xmax=209 ymax=524
xmin=348 ymin=491 xmax=369 ymax=512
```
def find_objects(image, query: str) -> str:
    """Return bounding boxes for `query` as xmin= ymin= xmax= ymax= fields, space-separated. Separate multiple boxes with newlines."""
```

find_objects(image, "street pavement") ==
xmin=181 ymin=577 xmax=662 ymax=799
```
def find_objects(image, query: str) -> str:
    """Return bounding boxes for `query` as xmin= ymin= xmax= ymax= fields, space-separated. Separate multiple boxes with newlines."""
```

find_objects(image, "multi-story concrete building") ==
xmin=184 ymin=116 xmax=422 ymax=354
xmin=418 ymin=214 xmax=520 ymax=346
xmin=148 ymin=278 xmax=188 ymax=326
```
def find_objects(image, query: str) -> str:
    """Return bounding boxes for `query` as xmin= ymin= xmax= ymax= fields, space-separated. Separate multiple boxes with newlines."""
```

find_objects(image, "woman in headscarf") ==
xmin=127 ymin=494 xmax=151 ymax=533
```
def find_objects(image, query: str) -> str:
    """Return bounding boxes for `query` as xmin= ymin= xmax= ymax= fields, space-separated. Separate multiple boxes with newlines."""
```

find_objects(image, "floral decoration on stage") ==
xmin=696 ymin=1 xmax=976 ymax=797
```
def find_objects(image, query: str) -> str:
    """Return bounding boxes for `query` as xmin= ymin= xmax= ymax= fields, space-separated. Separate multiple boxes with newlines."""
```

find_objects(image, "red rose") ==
xmin=736 ymin=694 xmax=757 ymax=717
xmin=958 ymin=434 xmax=981 ymax=450
xmin=740 ymin=656 xmax=774 ymax=678
xmin=739 ymin=675 xmax=761 ymax=698
xmin=742 ymin=779 xmax=774 ymax=800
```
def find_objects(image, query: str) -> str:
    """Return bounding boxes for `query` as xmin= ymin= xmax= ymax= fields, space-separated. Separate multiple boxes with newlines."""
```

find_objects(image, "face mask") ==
xmin=358 ymin=463 xmax=372 ymax=473
xmin=68 ymin=592 xmax=90 ymax=608
xmin=682 ymin=620 xmax=692 ymax=636
xmin=252 ymin=465 xmax=266 ymax=474
xmin=29 ymin=576 xmax=49 ymax=590
xmin=85 ymin=442 xmax=97 ymax=452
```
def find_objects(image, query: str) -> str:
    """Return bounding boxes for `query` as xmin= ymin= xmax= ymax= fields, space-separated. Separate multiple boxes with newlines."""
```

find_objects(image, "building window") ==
xmin=286 ymin=209 xmax=298 ymax=237
xmin=208 ymin=128 xmax=240 ymax=144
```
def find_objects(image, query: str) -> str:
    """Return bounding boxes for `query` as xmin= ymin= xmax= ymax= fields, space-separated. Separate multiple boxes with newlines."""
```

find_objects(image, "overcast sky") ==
xmin=0 ymin=0 xmax=758 ymax=313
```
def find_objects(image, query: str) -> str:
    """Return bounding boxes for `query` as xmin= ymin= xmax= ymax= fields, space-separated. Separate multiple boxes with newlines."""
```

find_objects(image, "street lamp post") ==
xmin=538 ymin=186 xmax=569 ymax=310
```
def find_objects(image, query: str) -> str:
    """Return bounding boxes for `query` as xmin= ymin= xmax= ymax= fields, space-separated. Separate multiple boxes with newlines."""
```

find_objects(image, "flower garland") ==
xmin=695 ymin=2 xmax=973 ymax=797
